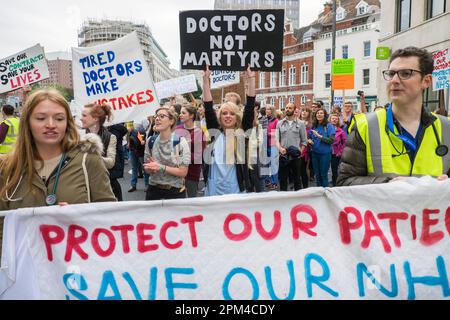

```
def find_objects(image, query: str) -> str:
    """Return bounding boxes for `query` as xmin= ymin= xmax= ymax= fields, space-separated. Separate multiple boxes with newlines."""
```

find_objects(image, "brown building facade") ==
xmin=256 ymin=22 xmax=314 ymax=110
xmin=40 ymin=52 xmax=73 ymax=90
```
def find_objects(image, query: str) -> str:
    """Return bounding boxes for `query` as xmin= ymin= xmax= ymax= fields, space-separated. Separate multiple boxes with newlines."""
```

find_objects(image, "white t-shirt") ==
xmin=144 ymin=135 xmax=191 ymax=188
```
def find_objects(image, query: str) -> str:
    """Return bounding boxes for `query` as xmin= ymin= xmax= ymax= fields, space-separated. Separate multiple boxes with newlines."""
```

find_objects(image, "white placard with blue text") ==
xmin=154 ymin=75 xmax=198 ymax=100
xmin=210 ymin=71 xmax=240 ymax=89
xmin=72 ymin=32 xmax=159 ymax=125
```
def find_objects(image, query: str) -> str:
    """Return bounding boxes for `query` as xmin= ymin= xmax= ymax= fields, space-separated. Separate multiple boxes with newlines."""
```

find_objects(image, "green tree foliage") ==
xmin=31 ymin=83 xmax=73 ymax=101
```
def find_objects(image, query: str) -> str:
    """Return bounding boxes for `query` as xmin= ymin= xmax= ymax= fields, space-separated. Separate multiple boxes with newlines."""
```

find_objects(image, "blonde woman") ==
xmin=0 ymin=89 xmax=116 ymax=252
xmin=202 ymin=65 xmax=256 ymax=196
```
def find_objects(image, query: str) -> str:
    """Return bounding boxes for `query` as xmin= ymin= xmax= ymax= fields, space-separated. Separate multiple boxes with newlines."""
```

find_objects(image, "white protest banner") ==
xmin=154 ymin=75 xmax=197 ymax=100
xmin=210 ymin=70 xmax=240 ymax=89
xmin=1 ymin=177 xmax=449 ymax=300
xmin=432 ymin=48 xmax=450 ymax=91
xmin=72 ymin=32 xmax=159 ymax=125
xmin=0 ymin=44 xmax=49 ymax=94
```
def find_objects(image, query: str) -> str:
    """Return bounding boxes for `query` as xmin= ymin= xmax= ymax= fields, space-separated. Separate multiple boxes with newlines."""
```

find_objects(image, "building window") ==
xmin=325 ymin=73 xmax=331 ymax=88
xmin=301 ymin=63 xmax=309 ymax=84
xmin=280 ymin=97 xmax=286 ymax=110
xmin=396 ymin=0 xmax=411 ymax=32
xmin=427 ymin=0 xmax=447 ymax=19
xmin=342 ymin=45 xmax=349 ymax=59
xmin=364 ymin=41 xmax=371 ymax=57
xmin=336 ymin=7 xmax=345 ymax=21
xmin=279 ymin=69 xmax=286 ymax=87
xmin=325 ymin=48 xmax=331 ymax=62
xmin=271 ymin=72 xmax=277 ymax=88
xmin=271 ymin=97 xmax=275 ymax=105
xmin=259 ymin=73 xmax=265 ymax=89
xmin=423 ymin=87 xmax=440 ymax=110
xmin=358 ymin=4 xmax=367 ymax=15
xmin=289 ymin=96 xmax=295 ymax=104
xmin=363 ymin=69 xmax=370 ymax=86
xmin=301 ymin=95 xmax=307 ymax=105
xmin=289 ymin=66 xmax=296 ymax=86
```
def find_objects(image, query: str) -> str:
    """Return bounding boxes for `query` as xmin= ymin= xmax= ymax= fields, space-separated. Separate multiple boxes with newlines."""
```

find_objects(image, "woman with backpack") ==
xmin=143 ymin=107 xmax=190 ymax=200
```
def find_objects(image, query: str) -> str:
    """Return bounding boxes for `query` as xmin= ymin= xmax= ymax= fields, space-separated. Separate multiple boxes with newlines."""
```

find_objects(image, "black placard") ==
xmin=179 ymin=10 xmax=284 ymax=71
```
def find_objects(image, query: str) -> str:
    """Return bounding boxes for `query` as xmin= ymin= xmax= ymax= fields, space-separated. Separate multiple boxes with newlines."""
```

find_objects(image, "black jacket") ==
xmin=337 ymin=108 xmax=448 ymax=186
xmin=203 ymin=96 xmax=256 ymax=192
xmin=107 ymin=123 xmax=128 ymax=179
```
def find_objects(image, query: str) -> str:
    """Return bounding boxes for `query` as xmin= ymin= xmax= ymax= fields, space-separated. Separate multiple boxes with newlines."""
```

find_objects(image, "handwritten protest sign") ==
xmin=210 ymin=70 xmax=240 ymax=89
xmin=72 ymin=32 xmax=159 ymax=125
xmin=154 ymin=75 xmax=197 ymax=100
xmin=179 ymin=10 xmax=284 ymax=71
xmin=1 ymin=177 xmax=449 ymax=300
xmin=432 ymin=48 xmax=450 ymax=91
xmin=0 ymin=44 xmax=49 ymax=94
xmin=333 ymin=96 xmax=343 ymax=107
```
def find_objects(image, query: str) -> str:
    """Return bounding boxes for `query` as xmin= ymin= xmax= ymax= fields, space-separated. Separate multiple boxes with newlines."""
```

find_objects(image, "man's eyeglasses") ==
xmin=382 ymin=69 xmax=423 ymax=81
xmin=155 ymin=113 xmax=170 ymax=120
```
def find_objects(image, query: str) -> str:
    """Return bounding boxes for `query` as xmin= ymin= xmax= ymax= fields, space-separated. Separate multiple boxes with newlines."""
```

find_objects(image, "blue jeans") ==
xmin=265 ymin=145 xmax=279 ymax=185
xmin=130 ymin=152 xmax=149 ymax=188
xmin=311 ymin=152 xmax=331 ymax=187
xmin=124 ymin=145 xmax=130 ymax=160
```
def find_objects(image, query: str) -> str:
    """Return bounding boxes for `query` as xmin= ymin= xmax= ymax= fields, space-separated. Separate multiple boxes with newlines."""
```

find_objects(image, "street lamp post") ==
xmin=331 ymin=0 xmax=337 ymax=111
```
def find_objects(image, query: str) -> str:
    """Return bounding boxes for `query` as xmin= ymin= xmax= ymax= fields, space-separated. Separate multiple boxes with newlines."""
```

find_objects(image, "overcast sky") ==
xmin=0 ymin=0 xmax=324 ymax=70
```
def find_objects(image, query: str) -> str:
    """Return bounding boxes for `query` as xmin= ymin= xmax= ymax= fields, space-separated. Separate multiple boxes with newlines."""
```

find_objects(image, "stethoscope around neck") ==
xmin=3 ymin=154 xmax=66 ymax=205
xmin=385 ymin=104 xmax=448 ymax=157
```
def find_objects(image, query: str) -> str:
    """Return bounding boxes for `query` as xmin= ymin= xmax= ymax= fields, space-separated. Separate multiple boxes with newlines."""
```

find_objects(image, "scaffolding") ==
xmin=77 ymin=19 xmax=173 ymax=81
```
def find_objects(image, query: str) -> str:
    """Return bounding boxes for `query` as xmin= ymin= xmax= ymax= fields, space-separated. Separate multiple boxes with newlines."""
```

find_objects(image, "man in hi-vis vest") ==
xmin=337 ymin=47 xmax=450 ymax=186
xmin=0 ymin=104 xmax=20 ymax=154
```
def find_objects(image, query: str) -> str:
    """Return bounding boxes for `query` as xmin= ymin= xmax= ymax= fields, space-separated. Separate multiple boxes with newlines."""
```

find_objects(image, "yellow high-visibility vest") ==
xmin=0 ymin=117 xmax=20 ymax=154
xmin=355 ymin=109 xmax=450 ymax=177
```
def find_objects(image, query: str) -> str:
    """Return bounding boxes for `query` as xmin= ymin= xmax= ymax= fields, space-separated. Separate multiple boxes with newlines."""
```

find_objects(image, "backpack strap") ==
xmin=171 ymin=133 xmax=182 ymax=166
xmin=147 ymin=134 xmax=159 ymax=156
xmin=171 ymin=133 xmax=186 ymax=193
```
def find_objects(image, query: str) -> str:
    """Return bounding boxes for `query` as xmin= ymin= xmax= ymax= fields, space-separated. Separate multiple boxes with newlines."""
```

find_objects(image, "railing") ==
xmin=320 ymin=22 xmax=376 ymax=39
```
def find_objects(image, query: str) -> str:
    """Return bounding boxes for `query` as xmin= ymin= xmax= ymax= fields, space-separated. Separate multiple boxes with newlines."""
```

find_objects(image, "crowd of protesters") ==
xmin=0 ymin=47 xmax=449 ymax=208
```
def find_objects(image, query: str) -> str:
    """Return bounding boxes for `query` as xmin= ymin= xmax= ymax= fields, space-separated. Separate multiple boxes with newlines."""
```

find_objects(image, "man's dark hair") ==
xmin=316 ymin=100 xmax=324 ymax=107
xmin=260 ymin=106 xmax=266 ymax=117
xmin=2 ymin=104 xmax=14 ymax=116
xmin=389 ymin=46 xmax=434 ymax=76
